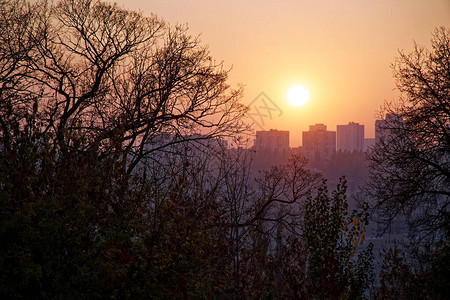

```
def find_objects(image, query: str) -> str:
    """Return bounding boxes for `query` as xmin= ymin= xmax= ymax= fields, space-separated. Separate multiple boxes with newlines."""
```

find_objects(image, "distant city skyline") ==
xmin=112 ymin=0 xmax=450 ymax=147
xmin=253 ymin=114 xmax=395 ymax=150
xmin=255 ymin=119 xmax=379 ymax=148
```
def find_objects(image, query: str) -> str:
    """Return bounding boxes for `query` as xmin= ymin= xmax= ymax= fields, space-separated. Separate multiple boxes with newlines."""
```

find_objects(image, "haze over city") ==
xmin=2 ymin=0 xmax=450 ymax=298
xmin=114 ymin=0 xmax=450 ymax=146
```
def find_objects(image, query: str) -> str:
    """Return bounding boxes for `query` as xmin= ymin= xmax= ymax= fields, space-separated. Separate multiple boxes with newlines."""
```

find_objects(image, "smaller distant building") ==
xmin=254 ymin=129 xmax=289 ymax=152
xmin=364 ymin=138 xmax=375 ymax=152
xmin=337 ymin=122 xmax=364 ymax=152
xmin=186 ymin=133 xmax=229 ymax=150
xmin=375 ymin=113 xmax=403 ymax=144
xmin=302 ymin=124 xmax=336 ymax=161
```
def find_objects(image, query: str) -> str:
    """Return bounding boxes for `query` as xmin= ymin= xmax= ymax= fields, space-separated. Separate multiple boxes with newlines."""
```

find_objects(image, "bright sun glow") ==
xmin=287 ymin=85 xmax=310 ymax=107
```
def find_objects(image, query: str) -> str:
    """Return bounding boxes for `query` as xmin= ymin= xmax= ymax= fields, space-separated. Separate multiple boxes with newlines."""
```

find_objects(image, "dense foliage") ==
xmin=0 ymin=1 xmax=377 ymax=298
xmin=1 ymin=0 xmax=449 ymax=298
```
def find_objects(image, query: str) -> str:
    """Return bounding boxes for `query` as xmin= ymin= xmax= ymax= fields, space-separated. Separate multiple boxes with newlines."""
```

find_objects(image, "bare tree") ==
xmin=218 ymin=153 xmax=321 ymax=297
xmin=367 ymin=27 xmax=450 ymax=245
xmin=0 ymin=0 xmax=48 ymax=142
xmin=0 ymin=0 xmax=248 ymax=172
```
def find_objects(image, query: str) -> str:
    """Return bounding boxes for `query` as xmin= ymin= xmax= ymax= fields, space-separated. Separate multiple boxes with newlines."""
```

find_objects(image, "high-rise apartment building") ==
xmin=337 ymin=122 xmax=364 ymax=152
xmin=302 ymin=124 xmax=336 ymax=160
xmin=375 ymin=113 xmax=403 ymax=144
xmin=254 ymin=129 xmax=289 ymax=152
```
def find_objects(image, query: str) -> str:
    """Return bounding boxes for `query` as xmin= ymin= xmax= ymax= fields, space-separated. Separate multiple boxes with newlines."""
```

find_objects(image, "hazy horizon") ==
xmin=112 ymin=0 xmax=450 ymax=146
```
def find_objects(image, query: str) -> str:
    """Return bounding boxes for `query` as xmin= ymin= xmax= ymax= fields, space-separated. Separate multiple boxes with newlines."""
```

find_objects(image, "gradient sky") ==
xmin=114 ymin=0 xmax=450 ymax=146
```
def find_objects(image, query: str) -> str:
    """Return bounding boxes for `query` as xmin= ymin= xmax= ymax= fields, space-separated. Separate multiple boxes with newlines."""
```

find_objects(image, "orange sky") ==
xmin=114 ymin=0 xmax=450 ymax=146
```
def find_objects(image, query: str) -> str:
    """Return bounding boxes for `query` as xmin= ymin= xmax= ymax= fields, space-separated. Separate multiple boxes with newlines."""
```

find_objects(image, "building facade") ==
xmin=375 ymin=113 xmax=403 ymax=144
xmin=336 ymin=122 xmax=364 ymax=152
xmin=254 ymin=129 xmax=289 ymax=152
xmin=302 ymin=124 xmax=336 ymax=161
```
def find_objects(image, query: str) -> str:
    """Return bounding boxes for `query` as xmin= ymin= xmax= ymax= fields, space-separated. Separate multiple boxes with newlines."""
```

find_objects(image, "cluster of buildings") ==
xmin=254 ymin=120 xmax=381 ymax=161
xmin=146 ymin=116 xmax=400 ymax=164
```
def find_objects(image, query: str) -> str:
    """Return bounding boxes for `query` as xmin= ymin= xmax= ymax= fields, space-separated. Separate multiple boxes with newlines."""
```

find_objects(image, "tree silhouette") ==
xmin=367 ymin=27 xmax=450 ymax=245
xmin=0 ymin=0 xmax=381 ymax=298
xmin=0 ymin=0 xmax=248 ymax=173
xmin=304 ymin=178 xmax=374 ymax=299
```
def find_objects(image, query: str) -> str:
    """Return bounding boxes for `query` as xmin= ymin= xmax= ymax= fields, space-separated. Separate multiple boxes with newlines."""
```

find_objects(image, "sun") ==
xmin=286 ymin=85 xmax=310 ymax=107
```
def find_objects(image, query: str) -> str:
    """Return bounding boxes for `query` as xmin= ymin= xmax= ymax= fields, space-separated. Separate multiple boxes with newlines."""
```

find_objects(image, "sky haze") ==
xmin=114 ymin=0 xmax=450 ymax=146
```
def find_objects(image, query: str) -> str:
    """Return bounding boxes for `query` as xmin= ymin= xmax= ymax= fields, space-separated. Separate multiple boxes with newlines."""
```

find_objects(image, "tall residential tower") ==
xmin=302 ymin=124 xmax=336 ymax=161
xmin=254 ymin=129 xmax=289 ymax=152
xmin=336 ymin=122 xmax=364 ymax=152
